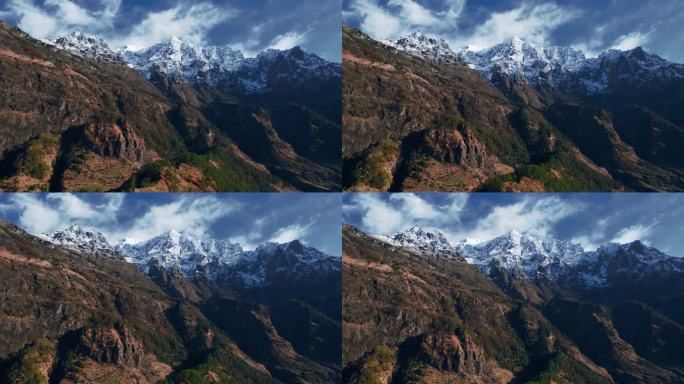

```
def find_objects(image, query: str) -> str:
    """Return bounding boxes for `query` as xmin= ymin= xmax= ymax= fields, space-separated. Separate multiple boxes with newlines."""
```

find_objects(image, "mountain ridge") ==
xmin=0 ymin=21 xmax=342 ymax=192
xmin=343 ymin=224 xmax=684 ymax=384
xmin=372 ymin=225 xmax=683 ymax=288
xmin=0 ymin=219 xmax=342 ymax=383
xmin=343 ymin=26 xmax=684 ymax=192
xmin=39 ymin=224 xmax=341 ymax=288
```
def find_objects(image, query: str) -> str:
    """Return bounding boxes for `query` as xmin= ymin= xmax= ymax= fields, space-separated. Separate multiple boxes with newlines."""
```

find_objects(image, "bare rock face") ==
xmin=82 ymin=122 xmax=147 ymax=163
xmin=78 ymin=324 xmax=145 ymax=367
xmin=418 ymin=331 xmax=488 ymax=376
xmin=420 ymin=127 xmax=490 ymax=168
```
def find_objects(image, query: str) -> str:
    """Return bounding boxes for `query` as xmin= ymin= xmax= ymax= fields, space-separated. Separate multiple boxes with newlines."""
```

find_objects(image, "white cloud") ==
xmin=269 ymin=223 xmax=313 ymax=244
xmin=389 ymin=194 xmax=440 ymax=220
xmin=610 ymin=31 xmax=652 ymax=51
xmin=454 ymin=2 xmax=579 ymax=50
xmin=109 ymin=195 xmax=237 ymax=242
xmin=4 ymin=195 xmax=61 ymax=234
xmin=46 ymin=194 xmax=99 ymax=220
xmin=110 ymin=2 xmax=235 ymax=50
xmin=44 ymin=0 xmax=95 ymax=26
xmin=456 ymin=196 xmax=580 ymax=242
xmin=0 ymin=194 xmax=238 ymax=244
xmin=346 ymin=0 xmax=402 ymax=40
xmin=387 ymin=0 xmax=440 ymax=26
xmin=345 ymin=0 xmax=576 ymax=49
xmin=6 ymin=0 xmax=58 ymax=38
xmin=345 ymin=0 xmax=466 ymax=41
xmin=612 ymin=223 xmax=656 ymax=244
xmin=3 ymin=0 xmax=124 ymax=39
xmin=344 ymin=193 xmax=470 ymax=235
xmin=268 ymin=29 xmax=310 ymax=50
xmin=345 ymin=194 xmax=404 ymax=234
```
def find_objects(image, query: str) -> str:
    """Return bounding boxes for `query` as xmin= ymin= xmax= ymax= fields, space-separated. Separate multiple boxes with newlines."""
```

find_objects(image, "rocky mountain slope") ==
xmin=343 ymin=224 xmax=684 ymax=383
xmin=343 ymin=26 xmax=684 ymax=191
xmin=0 ymin=221 xmax=341 ymax=383
xmin=0 ymin=21 xmax=341 ymax=192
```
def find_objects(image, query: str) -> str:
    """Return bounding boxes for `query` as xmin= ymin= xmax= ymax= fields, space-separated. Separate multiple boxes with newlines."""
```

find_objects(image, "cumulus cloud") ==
xmin=5 ymin=0 xmax=58 ymax=38
xmin=0 ymin=194 xmax=129 ymax=234
xmin=0 ymin=194 xmax=326 ymax=253
xmin=345 ymin=0 xmax=577 ymax=49
xmin=108 ymin=195 xmax=238 ymax=242
xmin=345 ymin=194 xmax=404 ymax=234
xmin=344 ymin=194 xmax=579 ymax=245
xmin=612 ymin=223 xmax=656 ymax=244
xmin=44 ymin=0 xmax=95 ymax=26
xmin=345 ymin=0 xmax=465 ymax=41
xmin=268 ymin=29 xmax=311 ymax=51
xmin=0 ymin=194 xmax=239 ymax=244
xmin=110 ymin=2 xmax=236 ymax=50
xmin=0 ymin=195 xmax=61 ymax=234
xmin=3 ymin=0 xmax=122 ymax=39
xmin=269 ymin=223 xmax=313 ymax=244
xmin=343 ymin=193 xmax=470 ymax=235
xmin=454 ymin=2 xmax=580 ymax=50
xmin=452 ymin=196 xmax=580 ymax=242
xmin=610 ymin=31 xmax=653 ymax=51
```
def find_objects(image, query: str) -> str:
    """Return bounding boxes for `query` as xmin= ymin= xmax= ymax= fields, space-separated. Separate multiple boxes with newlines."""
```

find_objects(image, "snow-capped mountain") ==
xmin=49 ymin=32 xmax=340 ymax=93
xmin=115 ymin=229 xmax=244 ymax=277
xmin=571 ymin=47 xmax=684 ymax=93
xmin=217 ymin=240 xmax=341 ymax=286
xmin=389 ymin=31 xmax=684 ymax=94
xmin=571 ymin=241 xmax=684 ymax=287
xmin=220 ymin=46 xmax=341 ymax=93
xmin=455 ymin=230 xmax=586 ymax=280
xmin=387 ymin=31 xmax=460 ymax=64
xmin=459 ymin=37 xmax=587 ymax=87
xmin=376 ymin=226 xmax=683 ymax=288
xmin=40 ymin=225 xmax=340 ymax=287
xmin=40 ymin=224 xmax=121 ymax=259
xmin=119 ymin=36 xmax=245 ymax=84
xmin=375 ymin=225 xmax=464 ymax=260
xmin=48 ymin=31 xmax=120 ymax=63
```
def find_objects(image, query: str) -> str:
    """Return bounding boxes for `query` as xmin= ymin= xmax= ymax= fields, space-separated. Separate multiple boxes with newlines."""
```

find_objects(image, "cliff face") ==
xmin=0 ymin=21 xmax=341 ymax=192
xmin=0 ymin=221 xmax=341 ymax=383
xmin=343 ymin=26 xmax=684 ymax=192
xmin=342 ymin=225 xmax=684 ymax=384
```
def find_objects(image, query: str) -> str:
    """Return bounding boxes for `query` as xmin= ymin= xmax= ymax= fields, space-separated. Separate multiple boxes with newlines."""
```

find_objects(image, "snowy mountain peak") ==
xmin=458 ymin=38 xmax=586 ymax=86
xmin=456 ymin=231 xmax=586 ymax=279
xmin=389 ymin=31 xmax=460 ymax=63
xmin=119 ymin=37 xmax=245 ymax=83
xmin=38 ymin=225 xmax=338 ymax=287
xmin=41 ymin=224 xmax=119 ymax=258
xmin=50 ymin=31 xmax=120 ymax=63
xmin=377 ymin=226 xmax=464 ymax=261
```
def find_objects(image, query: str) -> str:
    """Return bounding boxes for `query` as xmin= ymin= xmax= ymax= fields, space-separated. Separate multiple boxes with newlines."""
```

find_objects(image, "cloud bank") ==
xmin=343 ymin=0 xmax=684 ymax=62
xmin=0 ymin=193 xmax=341 ymax=255
xmin=342 ymin=193 xmax=684 ymax=255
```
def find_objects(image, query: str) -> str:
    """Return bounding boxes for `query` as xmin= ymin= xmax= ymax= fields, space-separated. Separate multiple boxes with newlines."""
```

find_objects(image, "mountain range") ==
xmin=0 ymin=22 xmax=342 ymax=192
xmin=0 ymin=221 xmax=341 ymax=383
xmin=343 ymin=224 xmax=684 ymax=383
xmin=343 ymin=26 xmax=684 ymax=192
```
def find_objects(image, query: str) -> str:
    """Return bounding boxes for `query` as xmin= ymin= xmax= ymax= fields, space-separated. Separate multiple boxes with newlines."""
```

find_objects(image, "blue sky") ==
xmin=0 ymin=0 xmax=341 ymax=61
xmin=343 ymin=0 xmax=684 ymax=62
xmin=0 ymin=193 xmax=342 ymax=256
xmin=343 ymin=193 xmax=684 ymax=257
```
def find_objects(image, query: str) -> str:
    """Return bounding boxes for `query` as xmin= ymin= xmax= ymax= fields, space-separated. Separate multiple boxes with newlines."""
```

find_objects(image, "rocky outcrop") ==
xmin=418 ymin=331 xmax=488 ymax=376
xmin=78 ymin=324 xmax=145 ymax=367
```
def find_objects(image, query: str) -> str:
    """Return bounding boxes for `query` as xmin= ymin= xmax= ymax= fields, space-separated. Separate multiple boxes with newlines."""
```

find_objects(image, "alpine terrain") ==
xmin=0 ymin=21 xmax=341 ymax=192
xmin=343 ymin=224 xmax=684 ymax=383
xmin=343 ymin=26 xmax=684 ymax=191
xmin=0 ymin=221 xmax=341 ymax=383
